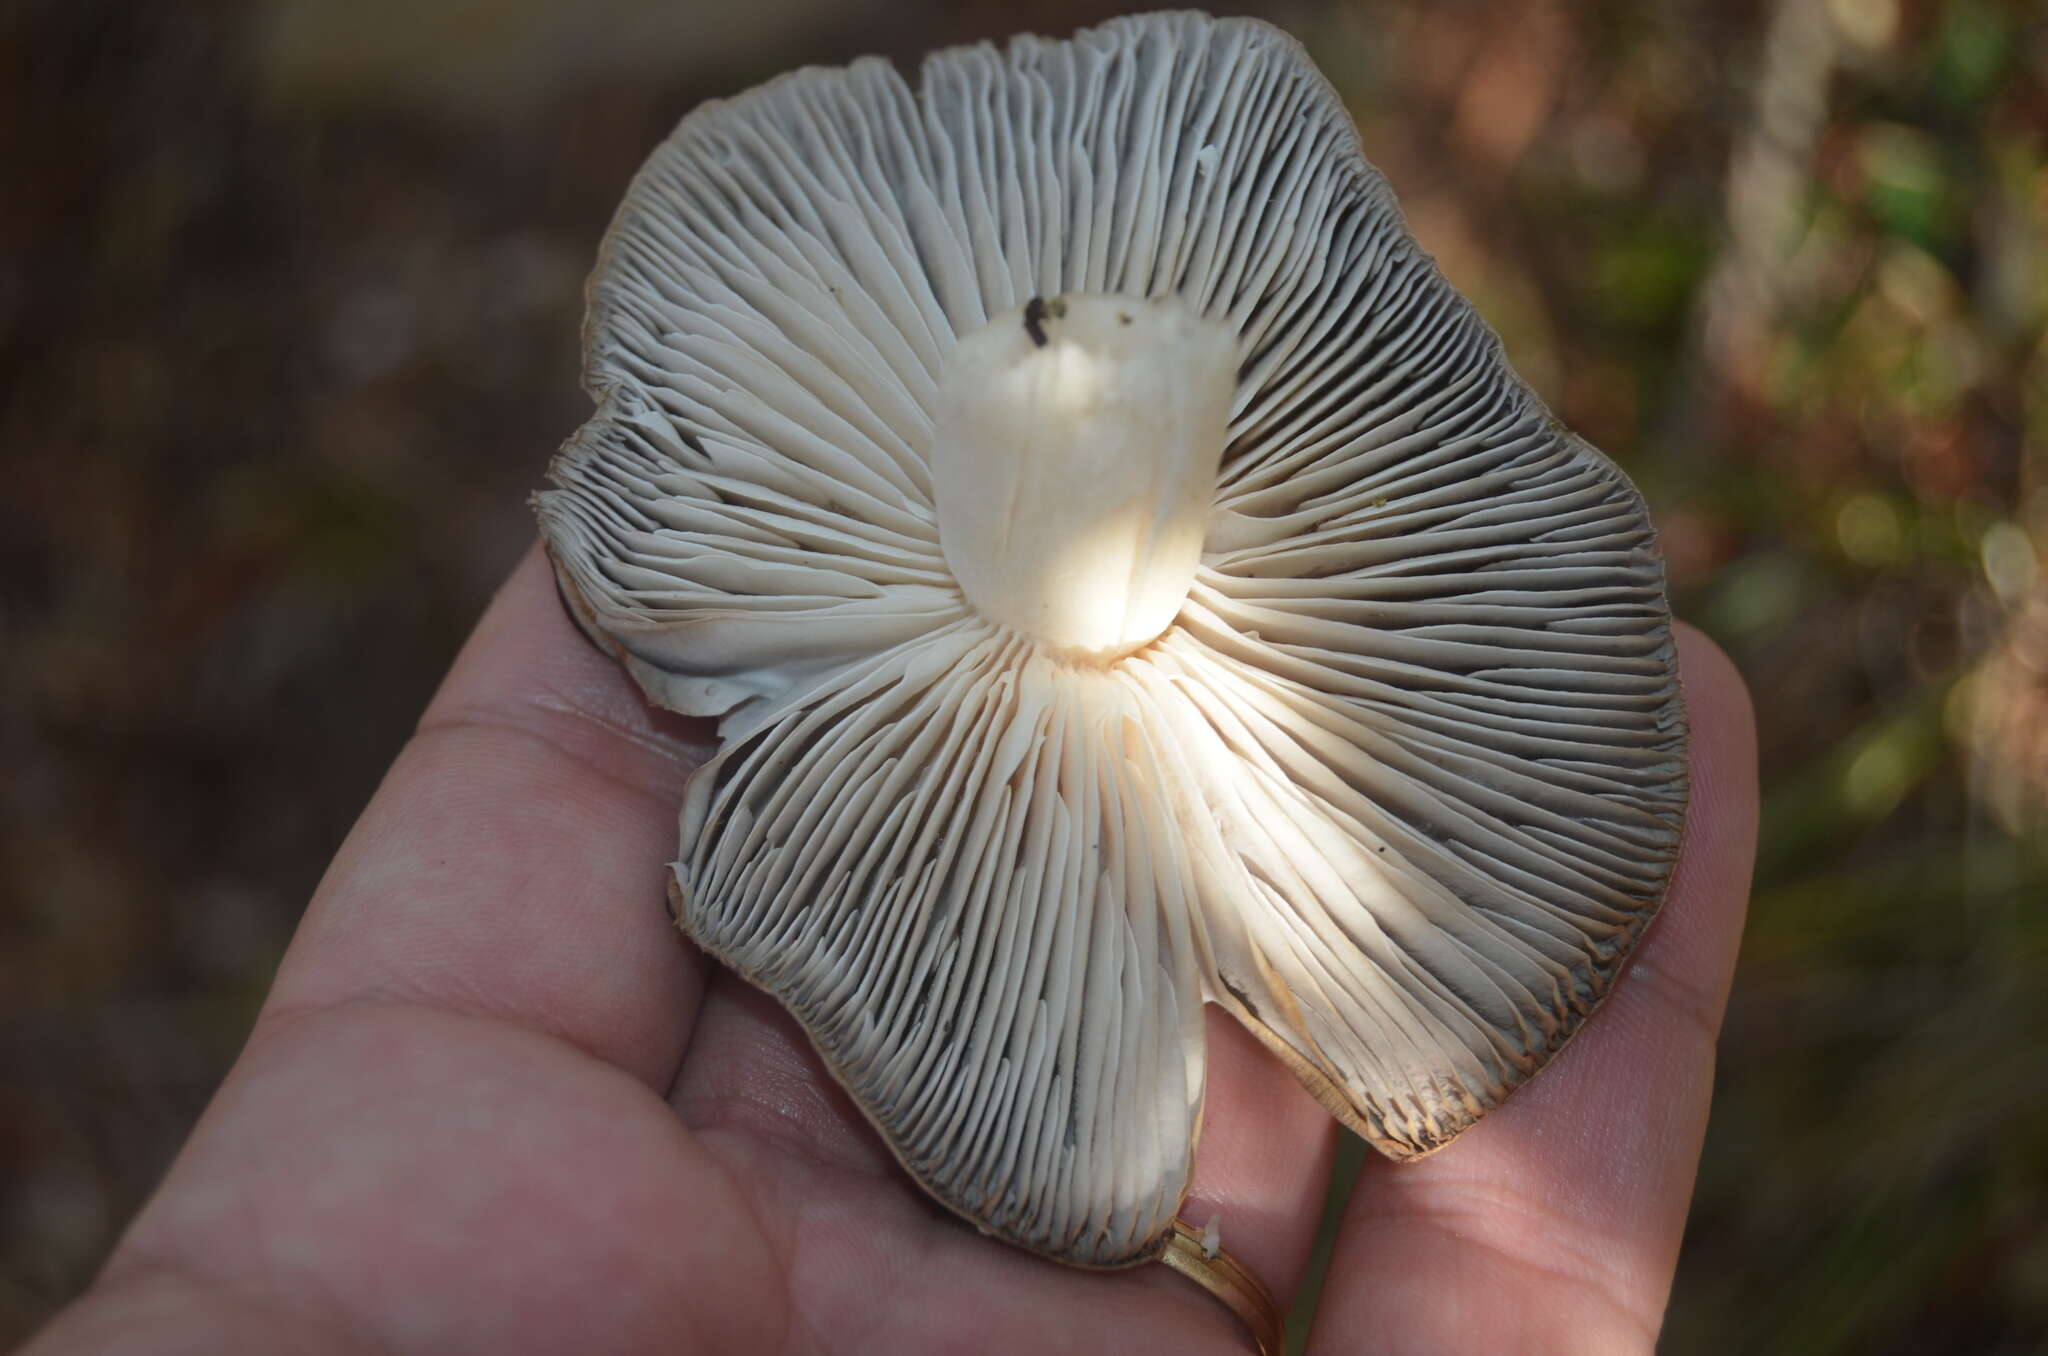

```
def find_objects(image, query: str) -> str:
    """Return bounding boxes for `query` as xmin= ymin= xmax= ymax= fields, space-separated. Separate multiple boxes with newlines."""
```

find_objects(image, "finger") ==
xmin=667 ymin=968 xmax=1268 ymax=1353
xmin=1307 ymin=624 xmax=1759 ymax=1354
xmin=1179 ymin=1010 xmax=1340 ymax=1305
xmin=667 ymin=860 xmax=1339 ymax=1348
xmin=675 ymin=978 xmax=1337 ymax=1287
xmin=263 ymin=544 xmax=718 ymax=1090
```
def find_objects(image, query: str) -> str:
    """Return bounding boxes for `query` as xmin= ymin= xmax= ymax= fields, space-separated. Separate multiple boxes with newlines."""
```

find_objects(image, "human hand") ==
xmin=24 ymin=546 xmax=1756 ymax=1356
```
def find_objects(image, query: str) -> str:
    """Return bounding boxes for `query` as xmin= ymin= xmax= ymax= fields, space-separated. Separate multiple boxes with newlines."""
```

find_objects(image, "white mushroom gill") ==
xmin=932 ymin=294 xmax=1236 ymax=661
xmin=537 ymin=11 xmax=1689 ymax=1270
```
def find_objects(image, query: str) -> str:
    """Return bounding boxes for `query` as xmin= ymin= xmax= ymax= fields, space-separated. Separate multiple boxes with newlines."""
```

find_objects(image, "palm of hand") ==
xmin=27 ymin=551 xmax=1755 ymax=1356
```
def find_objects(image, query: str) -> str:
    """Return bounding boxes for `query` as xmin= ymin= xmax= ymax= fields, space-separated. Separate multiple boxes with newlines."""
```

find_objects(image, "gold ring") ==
xmin=1158 ymin=1217 xmax=1286 ymax=1355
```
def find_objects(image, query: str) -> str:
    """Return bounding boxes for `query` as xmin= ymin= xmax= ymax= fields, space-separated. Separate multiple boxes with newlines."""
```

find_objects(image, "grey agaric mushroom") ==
xmin=537 ymin=11 xmax=1688 ymax=1270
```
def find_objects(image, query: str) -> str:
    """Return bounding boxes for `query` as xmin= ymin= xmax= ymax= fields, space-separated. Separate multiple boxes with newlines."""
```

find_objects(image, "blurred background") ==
xmin=2 ymin=0 xmax=2043 ymax=1349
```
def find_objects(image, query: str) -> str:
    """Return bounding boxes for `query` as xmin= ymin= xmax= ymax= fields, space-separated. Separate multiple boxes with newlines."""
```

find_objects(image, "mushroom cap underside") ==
xmin=537 ymin=10 xmax=1689 ymax=1269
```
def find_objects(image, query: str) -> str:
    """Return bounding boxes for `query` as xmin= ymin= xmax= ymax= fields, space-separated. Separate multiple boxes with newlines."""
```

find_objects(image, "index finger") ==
xmin=1306 ymin=624 xmax=1760 ymax=1354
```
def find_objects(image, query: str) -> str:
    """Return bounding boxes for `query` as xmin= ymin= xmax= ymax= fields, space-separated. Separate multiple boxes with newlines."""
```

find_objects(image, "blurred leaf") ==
xmin=1587 ymin=213 xmax=1711 ymax=330
xmin=1928 ymin=0 xmax=2013 ymax=114
xmin=1860 ymin=123 xmax=1957 ymax=251
xmin=1701 ymin=549 xmax=1818 ymax=640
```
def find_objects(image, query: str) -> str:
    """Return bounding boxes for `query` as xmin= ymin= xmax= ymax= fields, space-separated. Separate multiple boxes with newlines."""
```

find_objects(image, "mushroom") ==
xmin=537 ymin=11 xmax=1687 ymax=1269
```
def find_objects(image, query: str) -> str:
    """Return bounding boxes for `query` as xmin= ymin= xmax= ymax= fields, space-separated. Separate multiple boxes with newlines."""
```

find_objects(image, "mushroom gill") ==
xmin=537 ymin=10 xmax=1689 ymax=1269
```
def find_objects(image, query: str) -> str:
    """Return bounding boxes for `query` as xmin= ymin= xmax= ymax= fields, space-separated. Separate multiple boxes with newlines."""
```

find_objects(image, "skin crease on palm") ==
xmin=22 ymin=545 xmax=1758 ymax=1356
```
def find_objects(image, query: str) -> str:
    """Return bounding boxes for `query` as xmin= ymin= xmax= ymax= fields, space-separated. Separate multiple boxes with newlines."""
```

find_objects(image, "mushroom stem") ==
xmin=931 ymin=293 xmax=1237 ymax=663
